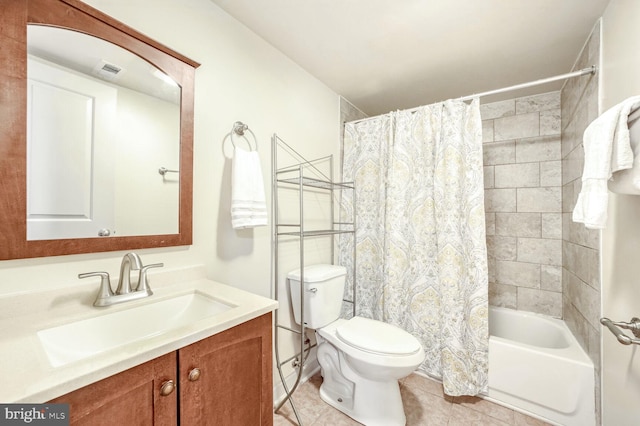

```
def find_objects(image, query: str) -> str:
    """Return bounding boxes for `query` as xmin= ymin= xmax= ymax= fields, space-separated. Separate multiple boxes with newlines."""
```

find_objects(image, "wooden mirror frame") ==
xmin=0 ymin=0 xmax=200 ymax=260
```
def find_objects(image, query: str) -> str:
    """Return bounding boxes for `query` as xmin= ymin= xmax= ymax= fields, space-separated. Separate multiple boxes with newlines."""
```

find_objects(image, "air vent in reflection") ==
xmin=101 ymin=63 xmax=121 ymax=74
xmin=93 ymin=60 xmax=125 ymax=81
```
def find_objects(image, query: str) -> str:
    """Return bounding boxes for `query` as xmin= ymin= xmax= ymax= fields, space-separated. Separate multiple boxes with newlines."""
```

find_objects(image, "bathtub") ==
xmin=486 ymin=307 xmax=595 ymax=426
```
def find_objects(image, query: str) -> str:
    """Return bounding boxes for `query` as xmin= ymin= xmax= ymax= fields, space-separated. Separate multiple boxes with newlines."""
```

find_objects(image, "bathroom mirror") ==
xmin=0 ymin=0 xmax=200 ymax=259
xmin=27 ymin=26 xmax=182 ymax=241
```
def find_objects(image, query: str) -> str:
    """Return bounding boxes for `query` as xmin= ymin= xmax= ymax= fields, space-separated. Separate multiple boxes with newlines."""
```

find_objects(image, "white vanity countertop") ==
xmin=0 ymin=265 xmax=278 ymax=403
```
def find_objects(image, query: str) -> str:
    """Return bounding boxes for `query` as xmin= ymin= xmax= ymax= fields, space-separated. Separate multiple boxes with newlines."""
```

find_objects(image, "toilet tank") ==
xmin=288 ymin=264 xmax=346 ymax=329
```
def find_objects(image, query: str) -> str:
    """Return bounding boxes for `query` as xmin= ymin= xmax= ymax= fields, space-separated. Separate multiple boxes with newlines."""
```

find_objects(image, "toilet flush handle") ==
xmin=306 ymin=287 xmax=318 ymax=293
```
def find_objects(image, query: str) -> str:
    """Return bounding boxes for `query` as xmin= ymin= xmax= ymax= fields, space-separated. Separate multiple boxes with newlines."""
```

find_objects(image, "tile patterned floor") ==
xmin=274 ymin=373 xmax=552 ymax=426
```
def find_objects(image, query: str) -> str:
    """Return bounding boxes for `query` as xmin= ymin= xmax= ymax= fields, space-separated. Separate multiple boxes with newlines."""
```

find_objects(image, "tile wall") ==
xmin=560 ymin=21 xmax=601 ymax=424
xmin=481 ymin=92 xmax=563 ymax=317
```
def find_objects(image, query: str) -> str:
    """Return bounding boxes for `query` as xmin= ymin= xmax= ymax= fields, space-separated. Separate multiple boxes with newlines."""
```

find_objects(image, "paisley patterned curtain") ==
xmin=340 ymin=99 xmax=488 ymax=396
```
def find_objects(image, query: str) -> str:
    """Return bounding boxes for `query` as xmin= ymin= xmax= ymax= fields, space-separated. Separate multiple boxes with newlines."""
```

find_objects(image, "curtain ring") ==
xmin=230 ymin=121 xmax=258 ymax=151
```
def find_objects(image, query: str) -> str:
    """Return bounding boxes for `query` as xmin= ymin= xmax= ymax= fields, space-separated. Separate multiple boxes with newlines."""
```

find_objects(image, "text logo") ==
xmin=0 ymin=404 xmax=68 ymax=425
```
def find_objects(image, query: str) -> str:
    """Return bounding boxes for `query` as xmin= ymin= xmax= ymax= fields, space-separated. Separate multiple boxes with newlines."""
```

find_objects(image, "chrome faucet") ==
xmin=116 ymin=252 xmax=143 ymax=295
xmin=79 ymin=253 xmax=163 ymax=307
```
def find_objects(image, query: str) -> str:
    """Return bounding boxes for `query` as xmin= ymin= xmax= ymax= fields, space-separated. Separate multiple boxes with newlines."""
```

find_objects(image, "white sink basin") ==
xmin=37 ymin=292 xmax=234 ymax=367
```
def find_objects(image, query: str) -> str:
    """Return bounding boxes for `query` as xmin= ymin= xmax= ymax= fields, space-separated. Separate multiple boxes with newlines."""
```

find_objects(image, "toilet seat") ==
xmin=336 ymin=316 xmax=422 ymax=356
xmin=317 ymin=317 xmax=425 ymax=371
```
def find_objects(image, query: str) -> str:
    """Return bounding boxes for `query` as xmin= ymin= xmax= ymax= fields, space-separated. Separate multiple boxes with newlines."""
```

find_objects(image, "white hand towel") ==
xmin=608 ymin=107 xmax=640 ymax=194
xmin=573 ymin=96 xmax=640 ymax=229
xmin=231 ymin=147 xmax=267 ymax=229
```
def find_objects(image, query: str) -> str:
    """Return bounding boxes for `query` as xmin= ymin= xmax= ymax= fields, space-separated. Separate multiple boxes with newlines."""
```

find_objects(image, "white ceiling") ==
xmin=210 ymin=0 xmax=609 ymax=116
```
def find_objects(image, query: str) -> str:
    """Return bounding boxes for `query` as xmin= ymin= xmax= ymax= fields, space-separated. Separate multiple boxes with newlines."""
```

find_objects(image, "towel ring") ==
xmin=230 ymin=121 xmax=258 ymax=151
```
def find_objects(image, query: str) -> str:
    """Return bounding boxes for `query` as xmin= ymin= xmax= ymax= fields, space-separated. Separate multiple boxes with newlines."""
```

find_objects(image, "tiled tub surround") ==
xmin=0 ymin=265 xmax=277 ymax=402
xmin=482 ymin=92 xmax=563 ymax=317
xmin=561 ymin=21 xmax=601 ymax=424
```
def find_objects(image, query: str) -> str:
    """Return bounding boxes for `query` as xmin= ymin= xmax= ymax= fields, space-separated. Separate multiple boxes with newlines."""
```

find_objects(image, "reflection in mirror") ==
xmin=27 ymin=25 xmax=181 ymax=240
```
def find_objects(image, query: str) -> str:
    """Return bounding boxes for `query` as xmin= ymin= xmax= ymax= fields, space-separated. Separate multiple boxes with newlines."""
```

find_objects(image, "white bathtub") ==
xmin=486 ymin=307 xmax=595 ymax=426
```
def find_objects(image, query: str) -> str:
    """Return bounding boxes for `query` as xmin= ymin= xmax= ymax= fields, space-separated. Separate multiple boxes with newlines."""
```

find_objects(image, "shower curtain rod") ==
xmin=459 ymin=65 xmax=596 ymax=102
xmin=348 ymin=65 xmax=597 ymax=125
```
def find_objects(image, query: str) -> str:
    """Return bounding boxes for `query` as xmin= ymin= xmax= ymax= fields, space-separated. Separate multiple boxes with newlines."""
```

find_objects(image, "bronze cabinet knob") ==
xmin=159 ymin=380 xmax=175 ymax=396
xmin=188 ymin=368 xmax=201 ymax=382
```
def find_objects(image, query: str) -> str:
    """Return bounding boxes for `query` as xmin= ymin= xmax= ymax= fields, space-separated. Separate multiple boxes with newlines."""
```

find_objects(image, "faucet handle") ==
xmin=136 ymin=263 xmax=163 ymax=293
xmin=79 ymin=271 xmax=113 ymax=306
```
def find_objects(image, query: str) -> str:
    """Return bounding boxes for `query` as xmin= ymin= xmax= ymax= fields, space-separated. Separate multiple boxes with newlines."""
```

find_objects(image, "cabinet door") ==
xmin=49 ymin=352 xmax=177 ymax=426
xmin=179 ymin=313 xmax=273 ymax=426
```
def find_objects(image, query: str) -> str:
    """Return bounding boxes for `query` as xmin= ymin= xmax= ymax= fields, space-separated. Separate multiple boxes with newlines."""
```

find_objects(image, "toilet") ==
xmin=288 ymin=264 xmax=425 ymax=426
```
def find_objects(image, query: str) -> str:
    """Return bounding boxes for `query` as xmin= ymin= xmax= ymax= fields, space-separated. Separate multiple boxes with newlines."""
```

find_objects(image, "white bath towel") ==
xmin=231 ymin=147 xmax=267 ymax=229
xmin=573 ymin=96 xmax=640 ymax=229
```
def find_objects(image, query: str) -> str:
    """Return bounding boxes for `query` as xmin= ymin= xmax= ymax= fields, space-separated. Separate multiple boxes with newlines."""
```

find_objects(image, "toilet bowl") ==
xmin=316 ymin=317 xmax=425 ymax=425
xmin=288 ymin=264 xmax=425 ymax=426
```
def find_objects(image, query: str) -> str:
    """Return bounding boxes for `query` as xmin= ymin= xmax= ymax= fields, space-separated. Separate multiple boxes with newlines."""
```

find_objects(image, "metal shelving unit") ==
xmin=271 ymin=134 xmax=356 ymax=425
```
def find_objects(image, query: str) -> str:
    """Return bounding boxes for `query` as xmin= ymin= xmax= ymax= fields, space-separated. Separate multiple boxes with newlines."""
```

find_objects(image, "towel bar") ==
xmin=600 ymin=317 xmax=640 ymax=345
xmin=158 ymin=167 xmax=179 ymax=176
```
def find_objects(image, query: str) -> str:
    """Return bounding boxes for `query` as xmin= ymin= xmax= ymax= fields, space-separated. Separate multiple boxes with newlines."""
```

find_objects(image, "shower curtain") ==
xmin=340 ymin=99 xmax=488 ymax=396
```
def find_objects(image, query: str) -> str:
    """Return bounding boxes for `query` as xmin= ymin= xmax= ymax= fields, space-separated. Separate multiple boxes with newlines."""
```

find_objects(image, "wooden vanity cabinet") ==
xmin=49 ymin=313 xmax=273 ymax=426
xmin=179 ymin=312 xmax=273 ymax=426
xmin=49 ymin=352 xmax=178 ymax=425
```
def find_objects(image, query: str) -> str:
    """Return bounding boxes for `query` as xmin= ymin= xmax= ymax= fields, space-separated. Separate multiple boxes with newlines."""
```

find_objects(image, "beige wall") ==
xmin=600 ymin=1 xmax=640 ymax=424
xmin=0 ymin=0 xmax=340 ymax=304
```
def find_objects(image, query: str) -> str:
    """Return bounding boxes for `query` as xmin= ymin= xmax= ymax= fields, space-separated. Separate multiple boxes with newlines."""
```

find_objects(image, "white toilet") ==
xmin=288 ymin=264 xmax=425 ymax=426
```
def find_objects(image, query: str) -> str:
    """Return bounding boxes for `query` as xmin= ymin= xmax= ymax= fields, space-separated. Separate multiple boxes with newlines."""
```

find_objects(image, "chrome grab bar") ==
xmin=600 ymin=317 xmax=640 ymax=345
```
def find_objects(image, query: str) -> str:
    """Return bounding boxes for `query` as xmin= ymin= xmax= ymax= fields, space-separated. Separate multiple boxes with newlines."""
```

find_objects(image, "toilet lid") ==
xmin=336 ymin=317 xmax=422 ymax=355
